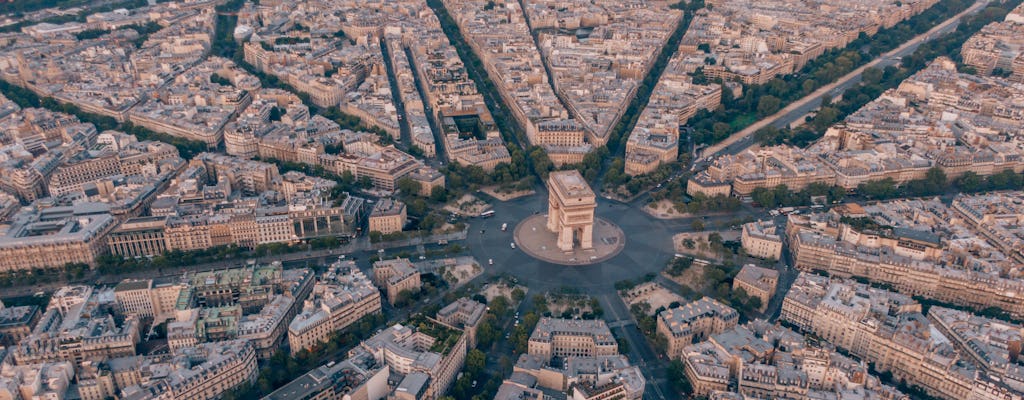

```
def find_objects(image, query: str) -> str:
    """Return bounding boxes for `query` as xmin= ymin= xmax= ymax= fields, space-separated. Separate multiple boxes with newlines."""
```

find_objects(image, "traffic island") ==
xmin=513 ymin=215 xmax=625 ymax=266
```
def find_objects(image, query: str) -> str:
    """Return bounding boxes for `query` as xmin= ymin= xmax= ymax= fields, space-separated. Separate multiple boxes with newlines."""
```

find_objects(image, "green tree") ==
xmin=691 ymin=219 xmax=705 ymax=231
xmin=476 ymin=315 xmax=498 ymax=347
xmin=511 ymin=287 xmax=525 ymax=302
xmin=858 ymin=178 xmax=898 ymax=200
xmin=489 ymin=295 xmax=510 ymax=317
xmin=397 ymin=177 xmax=422 ymax=196
xmin=667 ymin=360 xmax=693 ymax=394
xmin=810 ymin=107 xmax=840 ymax=133
xmin=466 ymin=349 xmax=486 ymax=376
xmin=430 ymin=186 xmax=448 ymax=202
xmin=712 ymin=122 xmax=731 ymax=139
xmin=862 ymin=67 xmax=884 ymax=85
xmin=756 ymin=95 xmax=782 ymax=117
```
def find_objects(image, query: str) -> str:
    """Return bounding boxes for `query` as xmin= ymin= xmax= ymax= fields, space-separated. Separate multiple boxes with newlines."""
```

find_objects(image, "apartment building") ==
xmin=527 ymin=318 xmax=618 ymax=362
xmin=780 ymin=275 xmax=1024 ymax=400
xmin=787 ymin=196 xmax=1024 ymax=318
xmin=372 ymin=258 xmax=421 ymax=305
xmin=657 ymin=297 xmax=739 ymax=360
xmin=262 ymin=351 xmax=389 ymax=400
xmin=436 ymin=297 xmax=486 ymax=348
xmin=94 ymin=340 xmax=259 ymax=400
xmin=352 ymin=320 xmax=468 ymax=400
xmin=368 ymin=198 xmax=406 ymax=235
xmin=0 ymin=203 xmax=118 ymax=271
xmin=0 ymin=362 xmax=75 ymax=400
xmin=288 ymin=261 xmax=382 ymax=353
xmin=514 ymin=354 xmax=645 ymax=400
xmin=9 ymin=287 xmax=141 ymax=366
xmin=961 ymin=4 xmax=1024 ymax=79
xmin=165 ymin=264 xmax=313 ymax=358
xmin=695 ymin=56 xmax=1024 ymax=198
xmin=681 ymin=321 xmax=908 ymax=399
xmin=625 ymin=58 xmax=721 ymax=176
xmin=732 ymin=265 xmax=778 ymax=312
xmin=741 ymin=220 xmax=783 ymax=260
xmin=0 ymin=302 xmax=41 ymax=346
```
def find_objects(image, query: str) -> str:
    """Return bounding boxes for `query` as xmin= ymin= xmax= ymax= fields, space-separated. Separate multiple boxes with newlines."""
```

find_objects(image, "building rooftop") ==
xmin=530 ymin=317 xmax=615 ymax=345
xmin=370 ymin=198 xmax=405 ymax=218
xmin=114 ymin=279 xmax=153 ymax=292
xmin=733 ymin=264 xmax=779 ymax=293
xmin=0 ymin=304 xmax=38 ymax=328
xmin=262 ymin=351 xmax=382 ymax=400
xmin=659 ymin=297 xmax=739 ymax=336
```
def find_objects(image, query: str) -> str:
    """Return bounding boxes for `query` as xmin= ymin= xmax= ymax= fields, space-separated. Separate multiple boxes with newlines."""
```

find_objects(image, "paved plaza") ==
xmin=514 ymin=215 xmax=625 ymax=266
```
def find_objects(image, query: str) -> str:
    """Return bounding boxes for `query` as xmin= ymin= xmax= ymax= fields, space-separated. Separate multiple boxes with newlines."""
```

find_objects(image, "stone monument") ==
xmin=546 ymin=170 xmax=596 ymax=251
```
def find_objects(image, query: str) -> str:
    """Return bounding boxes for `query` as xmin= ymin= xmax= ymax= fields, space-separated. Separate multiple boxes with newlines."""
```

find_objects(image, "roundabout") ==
xmin=513 ymin=215 xmax=626 ymax=266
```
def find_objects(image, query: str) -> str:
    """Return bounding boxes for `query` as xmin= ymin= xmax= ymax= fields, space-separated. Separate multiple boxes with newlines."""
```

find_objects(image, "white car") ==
xmin=488 ymin=258 xmax=494 ymax=265
xmin=511 ymin=242 xmax=516 ymax=249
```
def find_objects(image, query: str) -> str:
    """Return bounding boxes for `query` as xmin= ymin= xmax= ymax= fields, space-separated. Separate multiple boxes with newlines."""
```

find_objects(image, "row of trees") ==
xmin=604 ymin=1 xmax=704 ymax=155
xmin=750 ymin=182 xmax=845 ymax=208
xmin=757 ymin=0 xmax=1024 ymax=148
xmin=859 ymin=168 xmax=1024 ymax=200
xmin=687 ymin=0 xmax=976 ymax=147
xmin=746 ymin=167 xmax=1022 ymax=210
xmin=603 ymin=159 xmax=680 ymax=197
xmin=0 ymin=78 xmax=211 ymax=159
xmin=95 ymin=234 xmax=355 ymax=276
xmin=212 ymin=10 xmax=396 ymax=147
xmin=739 ymin=166 xmax=1023 ymax=211
xmin=74 ymin=21 xmax=162 ymax=45
xmin=441 ymin=150 xmax=535 ymax=195
xmin=0 ymin=0 xmax=150 ymax=33
xmin=444 ymin=293 xmax=521 ymax=399
xmin=0 ymin=262 xmax=88 ymax=288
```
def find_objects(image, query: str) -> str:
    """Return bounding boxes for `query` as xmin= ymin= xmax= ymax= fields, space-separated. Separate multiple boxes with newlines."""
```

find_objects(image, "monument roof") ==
xmin=550 ymin=170 xmax=595 ymax=200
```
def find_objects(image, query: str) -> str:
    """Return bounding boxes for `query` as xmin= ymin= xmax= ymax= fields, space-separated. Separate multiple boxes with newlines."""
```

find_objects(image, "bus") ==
xmin=480 ymin=210 xmax=495 ymax=218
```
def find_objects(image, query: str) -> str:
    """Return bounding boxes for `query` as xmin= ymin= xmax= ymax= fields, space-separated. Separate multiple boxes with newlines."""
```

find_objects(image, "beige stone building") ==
xmin=368 ymin=198 xmax=406 ymax=235
xmin=547 ymin=170 xmax=596 ymax=251
xmin=96 ymin=340 xmax=259 ymax=400
xmin=741 ymin=220 xmax=783 ymax=260
xmin=113 ymin=280 xmax=156 ymax=318
xmin=0 ymin=303 xmax=40 ymax=346
xmin=527 ymin=318 xmax=618 ymax=361
xmin=107 ymin=216 xmax=169 ymax=258
xmin=436 ymin=297 xmax=486 ymax=348
xmin=48 ymin=152 xmax=122 ymax=197
xmin=408 ymin=167 xmax=446 ymax=197
xmin=686 ymin=174 xmax=732 ymax=198
xmin=288 ymin=261 xmax=381 ymax=353
xmin=780 ymin=275 xmax=1023 ymax=400
xmin=732 ymin=264 xmax=778 ymax=312
xmin=262 ymin=351 xmax=389 ymax=400
xmin=169 ymin=341 xmax=259 ymax=400
xmin=657 ymin=297 xmax=739 ymax=360
xmin=0 ymin=204 xmax=118 ymax=271
xmin=512 ymin=353 xmax=646 ymax=400
xmin=354 ymin=322 xmax=468 ymax=400
xmin=372 ymin=258 xmax=421 ymax=305
xmin=789 ymin=213 xmax=1024 ymax=318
